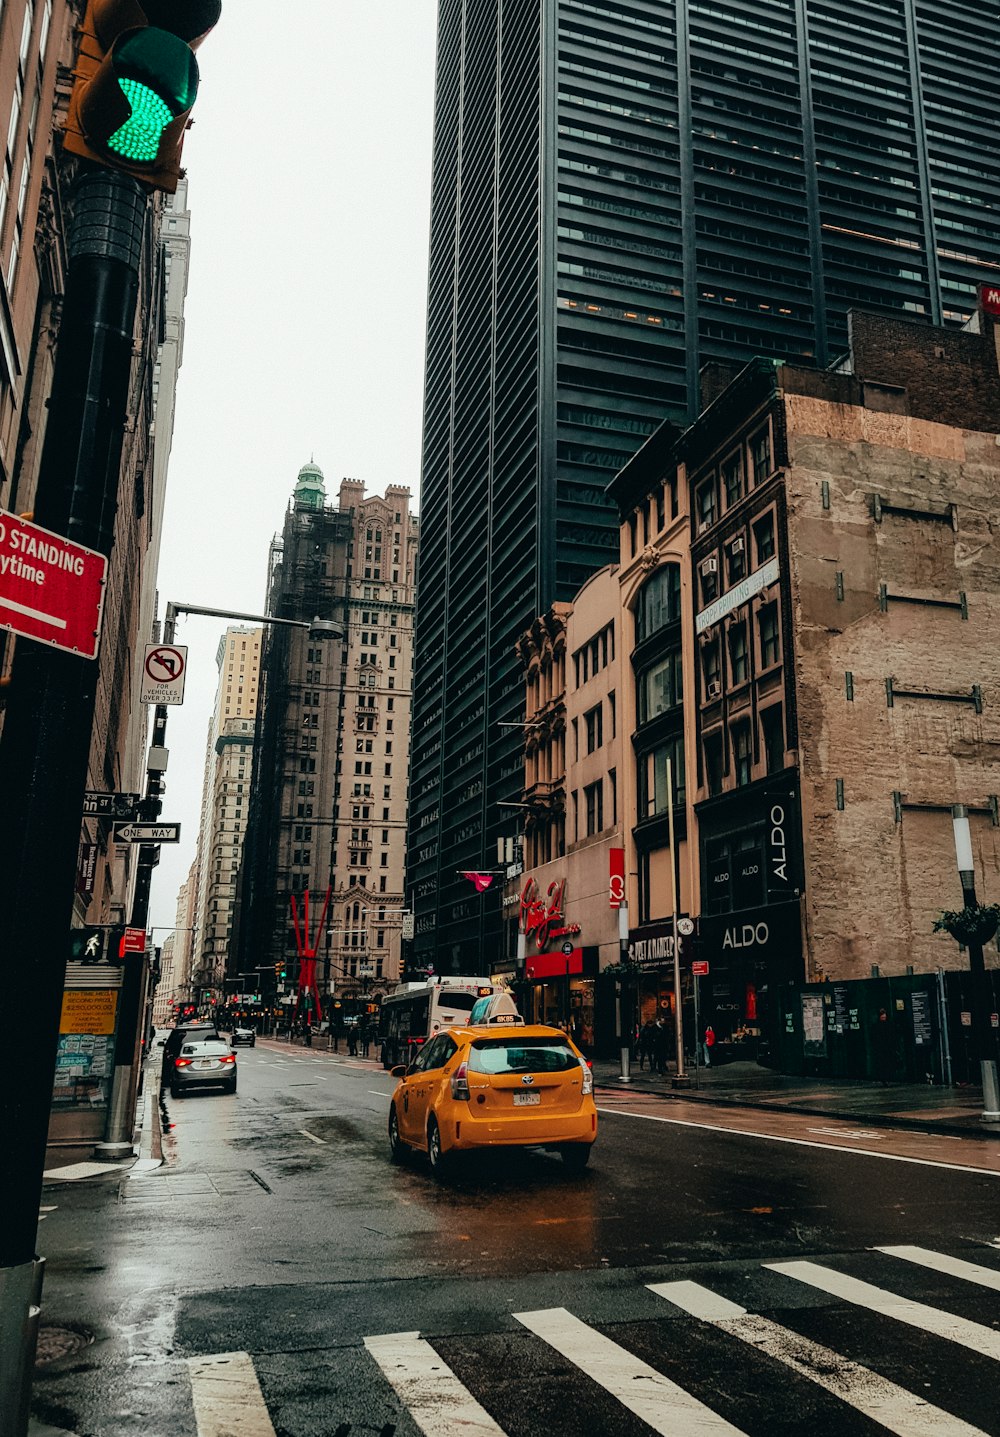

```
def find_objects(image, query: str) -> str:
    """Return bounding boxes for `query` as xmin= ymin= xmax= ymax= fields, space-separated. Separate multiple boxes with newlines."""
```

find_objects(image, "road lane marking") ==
xmin=808 ymin=1127 xmax=884 ymax=1140
xmin=364 ymin=1331 xmax=506 ymax=1436
xmin=764 ymin=1261 xmax=1000 ymax=1360
xmin=188 ymin=1351 xmax=276 ymax=1436
xmin=514 ymin=1306 xmax=745 ymax=1435
xmin=876 ymin=1246 xmax=1000 ymax=1292
xmin=651 ymin=1280 xmax=986 ymax=1437
xmin=595 ymin=1107 xmax=1000 ymax=1177
xmin=298 ymin=1129 xmax=326 ymax=1145
xmin=368 ymin=1090 xmax=390 ymax=1098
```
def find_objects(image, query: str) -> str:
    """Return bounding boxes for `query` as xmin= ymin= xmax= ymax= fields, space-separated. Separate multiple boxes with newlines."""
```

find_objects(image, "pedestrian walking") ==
xmin=638 ymin=1020 xmax=656 ymax=1072
xmin=360 ymin=1021 xmax=371 ymax=1059
xmin=872 ymin=1007 xmax=894 ymax=1086
xmin=703 ymin=1025 xmax=715 ymax=1067
xmin=347 ymin=1024 xmax=358 ymax=1057
xmin=652 ymin=1018 xmax=669 ymax=1075
xmin=303 ymin=1021 xmax=312 ymax=1048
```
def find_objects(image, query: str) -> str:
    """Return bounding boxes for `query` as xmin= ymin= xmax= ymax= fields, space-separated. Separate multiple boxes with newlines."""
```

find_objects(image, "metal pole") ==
xmin=936 ymin=968 xmax=952 ymax=1088
xmin=0 ymin=170 xmax=148 ymax=1437
xmin=951 ymin=805 xmax=1000 ymax=1121
xmin=693 ymin=974 xmax=701 ymax=1090
xmin=666 ymin=757 xmax=688 ymax=1086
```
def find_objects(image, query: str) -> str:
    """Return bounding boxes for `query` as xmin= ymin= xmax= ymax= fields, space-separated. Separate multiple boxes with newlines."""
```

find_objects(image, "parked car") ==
xmin=169 ymin=1037 xmax=237 ymax=1097
xmin=231 ymin=1026 xmax=256 ymax=1048
xmin=387 ymin=1009 xmax=597 ymax=1177
xmin=161 ymin=1022 xmax=219 ymax=1085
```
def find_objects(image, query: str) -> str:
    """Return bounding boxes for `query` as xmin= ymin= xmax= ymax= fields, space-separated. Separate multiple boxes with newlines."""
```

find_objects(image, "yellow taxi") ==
xmin=387 ymin=994 xmax=597 ymax=1176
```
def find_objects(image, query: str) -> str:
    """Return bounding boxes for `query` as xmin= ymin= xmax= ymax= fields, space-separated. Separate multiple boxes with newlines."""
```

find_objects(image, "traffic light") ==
xmin=68 ymin=927 xmax=105 ymax=963
xmin=63 ymin=1 xmax=221 ymax=194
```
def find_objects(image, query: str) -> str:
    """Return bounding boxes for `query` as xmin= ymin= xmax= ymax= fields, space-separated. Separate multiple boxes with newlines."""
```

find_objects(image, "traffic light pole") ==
xmin=0 ymin=169 xmax=148 ymax=1437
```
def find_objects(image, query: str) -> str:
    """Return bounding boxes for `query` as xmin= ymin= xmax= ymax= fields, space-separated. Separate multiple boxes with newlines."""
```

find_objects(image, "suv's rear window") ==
xmin=469 ymin=1039 xmax=578 ymax=1075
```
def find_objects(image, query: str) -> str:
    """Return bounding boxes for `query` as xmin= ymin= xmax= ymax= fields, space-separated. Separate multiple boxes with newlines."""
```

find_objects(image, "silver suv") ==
xmin=169 ymin=1037 xmax=237 ymax=1098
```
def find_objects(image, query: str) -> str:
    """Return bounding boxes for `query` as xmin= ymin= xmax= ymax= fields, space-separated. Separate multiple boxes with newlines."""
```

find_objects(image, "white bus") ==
xmin=378 ymin=977 xmax=495 ymax=1068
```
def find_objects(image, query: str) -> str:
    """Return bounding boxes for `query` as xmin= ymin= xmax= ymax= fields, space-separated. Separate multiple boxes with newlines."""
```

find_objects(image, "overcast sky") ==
xmin=148 ymin=2 xmax=438 ymax=936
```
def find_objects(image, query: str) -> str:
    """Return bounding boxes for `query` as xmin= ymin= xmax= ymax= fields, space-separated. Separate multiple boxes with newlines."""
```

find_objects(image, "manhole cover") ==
xmin=35 ymin=1326 xmax=93 ymax=1366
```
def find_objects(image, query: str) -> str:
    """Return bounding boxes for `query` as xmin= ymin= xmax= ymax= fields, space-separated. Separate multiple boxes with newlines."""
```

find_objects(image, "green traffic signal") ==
xmin=107 ymin=30 xmax=199 ymax=164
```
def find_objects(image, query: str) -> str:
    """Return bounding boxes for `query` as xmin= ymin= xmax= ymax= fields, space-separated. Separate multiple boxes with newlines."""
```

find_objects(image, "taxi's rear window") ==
xmin=469 ymin=1039 xmax=577 ymax=1075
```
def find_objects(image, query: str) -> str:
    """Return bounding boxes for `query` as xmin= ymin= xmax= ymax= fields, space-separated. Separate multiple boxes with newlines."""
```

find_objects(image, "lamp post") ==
xmin=951 ymin=806 xmax=1000 ymax=1122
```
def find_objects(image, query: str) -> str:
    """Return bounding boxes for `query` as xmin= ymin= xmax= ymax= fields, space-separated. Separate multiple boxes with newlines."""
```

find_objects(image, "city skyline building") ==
xmin=235 ymin=464 xmax=417 ymax=1007
xmin=188 ymin=626 xmax=263 ymax=1002
xmin=407 ymin=0 xmax=1000 ymax=974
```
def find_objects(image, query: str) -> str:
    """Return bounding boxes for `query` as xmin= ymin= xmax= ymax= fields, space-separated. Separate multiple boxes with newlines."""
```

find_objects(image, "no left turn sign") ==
xmin=141 ymin=644 xmax=188 ymax=705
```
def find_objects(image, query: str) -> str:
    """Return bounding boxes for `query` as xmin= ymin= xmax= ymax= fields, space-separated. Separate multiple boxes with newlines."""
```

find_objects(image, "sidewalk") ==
xmin=592 ymin=1057 xmax=1000 ymax=1139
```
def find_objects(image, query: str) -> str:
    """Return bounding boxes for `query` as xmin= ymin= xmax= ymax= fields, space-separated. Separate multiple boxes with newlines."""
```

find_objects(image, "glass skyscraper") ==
xmin=407 ymin=0 xmax=1000 ymax=973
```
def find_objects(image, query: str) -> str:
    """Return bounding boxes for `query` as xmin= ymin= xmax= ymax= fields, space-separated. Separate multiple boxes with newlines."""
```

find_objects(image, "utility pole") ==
xmin=0 ymin=166 xmax=148 ymax=1437
xmin=0 ymin=4 xmax=222 ymax=1427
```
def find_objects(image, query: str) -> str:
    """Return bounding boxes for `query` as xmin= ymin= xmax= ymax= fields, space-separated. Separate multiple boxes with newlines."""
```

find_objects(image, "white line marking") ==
xmin=808 ymin=1127 xmax=884 ymax=1140
xmin=765 ymin=1261 xmax=1000 ymax=1361
xmin=514 ymin=1306 xmax=745 ymax=1435
xmin=876 ymin=1246 xmax=1000 ymax=1293
xmin=364 ymin=1331 xmax=506 ymax=1436
xmin=651 ymin=1280 xmax=987 ymax=1437
xmin=298 ymin=1129 xmax=326 ymax=1145
xmin=595 ymin=1107 xmax=1000 ymax=1177
xmin=368 ymin=1090 xmax=390 ymax=1098
xmin=188 ymin=1351 xmax=276 ymax=1436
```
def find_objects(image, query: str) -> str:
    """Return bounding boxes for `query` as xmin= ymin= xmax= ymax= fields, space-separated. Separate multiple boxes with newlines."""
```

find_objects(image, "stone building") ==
xmin=605 ymin=302 xmax=1000 ymax=1063
xmin=235 ymin=465 xmax=417 ymax=1008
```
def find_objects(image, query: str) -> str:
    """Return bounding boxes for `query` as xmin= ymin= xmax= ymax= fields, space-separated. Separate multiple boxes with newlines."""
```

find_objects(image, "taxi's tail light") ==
xmin=580 ymin=1059 xmax=593 ymax=1096
xmin=451 ymin=1061 xmax=470 ymax=1101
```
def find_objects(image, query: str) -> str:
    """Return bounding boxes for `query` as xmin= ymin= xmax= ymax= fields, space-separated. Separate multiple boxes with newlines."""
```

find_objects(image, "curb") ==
xmin=594 ymin=1081 xmax=1000 ymax=1142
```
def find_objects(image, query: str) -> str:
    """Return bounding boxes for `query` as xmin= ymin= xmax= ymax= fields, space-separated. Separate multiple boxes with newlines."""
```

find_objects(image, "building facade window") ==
xmin=584 ymin=779 xmax=604 ymax=835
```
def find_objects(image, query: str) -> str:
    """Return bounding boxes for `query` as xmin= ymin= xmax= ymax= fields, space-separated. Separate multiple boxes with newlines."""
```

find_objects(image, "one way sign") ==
xmin=113 ymin=822 xmax=181 ymax=844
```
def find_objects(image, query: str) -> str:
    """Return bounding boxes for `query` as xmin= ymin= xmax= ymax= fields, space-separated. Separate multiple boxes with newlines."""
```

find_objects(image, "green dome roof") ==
xmin=294 ymin=459 xmax=326 ymax=510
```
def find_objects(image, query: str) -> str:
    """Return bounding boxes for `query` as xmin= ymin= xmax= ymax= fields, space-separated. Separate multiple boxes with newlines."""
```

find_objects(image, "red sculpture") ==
xmin=289 ymin=886 xmax=332 ymax=1027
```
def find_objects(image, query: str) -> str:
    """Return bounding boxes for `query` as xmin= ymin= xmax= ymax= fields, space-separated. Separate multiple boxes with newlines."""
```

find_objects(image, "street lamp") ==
xmin=951 ymin=805 xmax=1000 ymax=1122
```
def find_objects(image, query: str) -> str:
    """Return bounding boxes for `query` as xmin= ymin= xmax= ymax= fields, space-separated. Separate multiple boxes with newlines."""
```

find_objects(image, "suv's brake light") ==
xmin=451 ymin=1060 xmax=470 ymax=1101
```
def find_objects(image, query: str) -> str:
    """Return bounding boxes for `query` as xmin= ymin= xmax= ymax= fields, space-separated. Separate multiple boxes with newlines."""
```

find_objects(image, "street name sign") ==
xmin=140 ymin=643 xmax=188 ymax=704
xmin=0 ymin=512 xmax=107 ymax=657
xmin=83 ymin=790 xmax=140 ymax=819
xmin=113 ymin=822 xmax=181 ymax=843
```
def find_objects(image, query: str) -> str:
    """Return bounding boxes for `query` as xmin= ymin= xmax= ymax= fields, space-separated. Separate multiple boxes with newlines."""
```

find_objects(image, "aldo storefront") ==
xmin=696 ymin=771 xmax=805 ymax=1060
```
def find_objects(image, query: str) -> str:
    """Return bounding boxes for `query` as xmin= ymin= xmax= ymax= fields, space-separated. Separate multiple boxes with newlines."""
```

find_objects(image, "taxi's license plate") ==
xmin=513 ymin=1091 xmax=540 ymax=1106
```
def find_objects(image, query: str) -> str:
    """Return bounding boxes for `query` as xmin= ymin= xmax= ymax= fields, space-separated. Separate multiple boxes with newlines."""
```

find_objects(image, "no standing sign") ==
xmin=0 ymin=513 xmax=107 ymax=658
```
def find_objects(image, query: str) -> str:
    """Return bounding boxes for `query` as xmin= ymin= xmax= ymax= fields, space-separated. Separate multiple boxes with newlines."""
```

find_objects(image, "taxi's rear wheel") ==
xmin=560 ymin=1144 xmax=591 ymax=1171
xmin=388 ymin=1104 xmax=406 ymax=1163
xmin=426 ymin=1116 xmax=450 ymax=1177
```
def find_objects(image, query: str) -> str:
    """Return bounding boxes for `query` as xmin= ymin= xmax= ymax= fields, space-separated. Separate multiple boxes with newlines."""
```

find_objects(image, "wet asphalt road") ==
xmin=32 ymin=1038 xmax=1000 ymax=1437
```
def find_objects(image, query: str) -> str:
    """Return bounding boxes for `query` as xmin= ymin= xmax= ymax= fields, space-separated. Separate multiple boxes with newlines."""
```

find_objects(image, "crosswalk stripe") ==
xmin=651 ymin=1280 xmax=988 ymax=1437
xmin=364 ymin=1331 xmax=506 ymax=1436
xmin=514 ymin=1306 xmax=745 ymax=1435
xmin=876 ymin=1246 xmax=1000 ymax=1293
xmin=187 ymin=1351 xmax=276 ymax=1436
xmin=765 ymin=1261 xmax=1000 ymax=1361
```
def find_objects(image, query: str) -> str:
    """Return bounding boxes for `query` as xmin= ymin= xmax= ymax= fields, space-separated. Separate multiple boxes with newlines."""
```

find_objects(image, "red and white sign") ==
xmin=0 ymin=512 xmax=106 ymax=658
xmin=609 ymin=848 xmax=625 ymax=908
xmin=121 ymin=927 xmax=147 ymax=954
xmin=141 ymin=643 xmax=187 ymax=705
xmin=520 ymin=877 xmax=581 ymax=952
xmin=980 ymin=284 xmax=1000 ymax=318
xmin=692 ymin=960 xmax=710 ymax=977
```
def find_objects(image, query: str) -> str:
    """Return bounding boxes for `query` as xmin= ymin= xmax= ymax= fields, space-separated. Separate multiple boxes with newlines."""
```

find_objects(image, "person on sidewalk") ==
xmin=638 ymin=1020 xmax=656 ymax=1072
xmin=873 ymin=1008 xmax=894 ymax=1086
xmin=652 ymin=1019 xmax=669 ymax=1075
xmin=703 ymin=1025 xmax=716 ymax=1068
xmin=360 ymin=1021 xmax=372 ymax=1059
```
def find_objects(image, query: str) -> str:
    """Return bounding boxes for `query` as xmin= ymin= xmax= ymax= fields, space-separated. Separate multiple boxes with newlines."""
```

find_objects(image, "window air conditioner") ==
xmin=702 ymin=555 xmax=718 ymax=574
xmin=707 ymin=679 xmax=722 ymax=699
xmin=730 ymin=535 xmax=745 ymax=554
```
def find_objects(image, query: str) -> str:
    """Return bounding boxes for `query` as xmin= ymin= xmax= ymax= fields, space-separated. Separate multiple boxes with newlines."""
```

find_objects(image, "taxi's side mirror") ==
xmin=390 ymin=1065 xmax=407 ymax=1078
